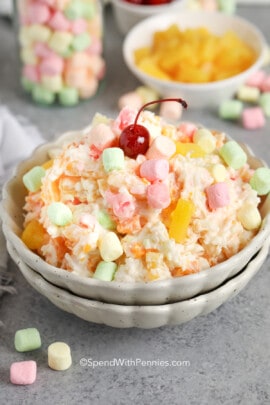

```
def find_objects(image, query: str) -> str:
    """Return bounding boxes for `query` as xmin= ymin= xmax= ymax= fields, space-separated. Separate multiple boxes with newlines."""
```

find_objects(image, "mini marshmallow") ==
xmin=218 ymin=99 xmax=243 ymax=120
xmin=47 ymin=202 xmax=73 ymax=226
xmin=242 ymin=107 xmax=265 ymax=130
xmin=48 ymin=342 xmax=72 ymax=371
xmin=88 ymin=123 xmax=116 ymax=151
xmin=10 ymin=361 xmax=37 ymax=385
xmin=250 ymin=167 xmax=270 ymax=195
xmin=93 ymin=261 xmax=117 ymax=281
xmin=118 ymin=92 xmax=143 ymax=111
xmin=48 ymin=11 xmax=70 ymax=31
xmin=210 ymin=164 xmax=228 ymax=182
xmin=140 ymin=159 xmax=169 ymax=182
xmin=23 ymin=65 xmax=40 ymax=83
xmin=28 ymin=2 xmax=51 ymax=25
xmin=206 ymin=182 xmax=230 ymax=210
xmin=64 ymin=1 xmax=85 ymax=20
xmin=237 ymin=203 xmax=261 ymax=230
xmin=259 ymin=92 xmax=270 ymax=117
xmin=135 ymin=86 xmax=160 ymax=107
xmin=29 ymin=24 xmax=52 ymax=42
xmin=21 ymin=47 xmax=38 ymax=65
xmin=178 ymin=122 xmax=198 ymax=140
xmin=159 ymin=99 xmax=183 ymax=121
xmin=67 ymin=52 xmax=92 ymax=68
xmin=106 ymin=191 xmax=135 ymax=219
xmin=72 ymin=32 xmax=92 ymax=52
xmin=19 ymin=27 xmax=33 ymax=47
xmin=99 ymin=232 xmax=123 ymax=262
xmin=146 ymin=135 xmax=176 ymax=160
xmin=48 ymin=31 xmax=73 ymax=54
xmin=34 ymin=42 xmax=56 ymax=59
xmin=236 ymin=85 xmax=260 ymax=103
xmin=219 ymin=141 xmax=247 ymax=170
xmin=22 ymin=77 xmax=35 ymax=92
xmin=245 ymin=70 xmax=266 ymax=88
xmin=261 ymin=75 xmax=270 ymax=92
xmin=96 ymin=210 xmax=116 ymax=230
xmin=102 ymin=148 xmax=125 ymax=172
xmin=14 ymin=328 xmax=42 ymax=352
xmin=147 ymin=182 xmax=170 ymax=209
xmin=71 ymin=18 xmax=88 ymax=35
xmin=23 ymin=166 xmax=46 ymax=192
xmin=193 ymin=128 xmax=216 ymax=153
xmin=217 ymin=0 xmax=236 ymax=14
xmin=81 ymin=2 xmax=95 ymax=19
xmin=32 ymin=84 xmax=56 ymax=104
xmin=78 ymin=77 xmax=98 ymax=99
xmin=59 ymin=86 xmax=79 ymax=106
xmin=200 ymin=0 xmax=218 ymax=11
xmin=65 ymin=66 xmax=89 ymax=88
xmin=42 ymin=75 xmax=63 ymax=92
xmin=40 ymin=55 xmax=64 ymax=76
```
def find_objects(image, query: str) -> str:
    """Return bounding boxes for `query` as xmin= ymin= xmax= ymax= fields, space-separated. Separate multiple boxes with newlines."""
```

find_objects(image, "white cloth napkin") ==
xmin=0 ymin=107 xmax=44 ymax=299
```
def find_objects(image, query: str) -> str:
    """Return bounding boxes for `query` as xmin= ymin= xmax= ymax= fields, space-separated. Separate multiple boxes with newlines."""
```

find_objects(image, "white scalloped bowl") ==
xmin=6 ymin=240 xmax=270 ymax=328
xmin=1 ymin=129 xmax=270 ymax=305
xmin=123 ymin=11 xmax=267 ymax=108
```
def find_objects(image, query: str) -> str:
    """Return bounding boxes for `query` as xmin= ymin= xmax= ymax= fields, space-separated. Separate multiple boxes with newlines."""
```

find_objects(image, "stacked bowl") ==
xmin=1 ymin=129 xmax=270 ymax=329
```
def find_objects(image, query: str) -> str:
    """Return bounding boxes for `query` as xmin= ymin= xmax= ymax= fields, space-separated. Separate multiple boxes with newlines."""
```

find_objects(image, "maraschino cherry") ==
xmin=119 ymin=98 xmax=188 ymax=158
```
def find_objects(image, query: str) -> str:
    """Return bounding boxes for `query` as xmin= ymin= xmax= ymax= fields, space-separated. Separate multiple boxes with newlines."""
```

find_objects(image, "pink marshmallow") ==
xmin=159 ymin=100 xmax=183 ymax=121
xmin=146 ymin=135 xmax=176 ymax=159
xmin=86 ymin=39 xmax=102 ymax=56
xmin=23 ymin=65 xmax=40 ymax=83
xmin=206 ymin=182 xmax=230 ymax=210
xmin=242 ymin=107 xmax=266 ymax=130
xmin=105 ymin=191 xmax=135 ymax=219
xmin=34 ymin=42 xmax=56 ymax=59
xmin=118 ymin=92 xmax=143 ymax=111
xmin=140 ymin=159 xmax=169 ymax=182
xmin=48 ymin=11 xmax=71 ymax=32
xmin=178 ymin=122 xmax=198 ymax=141
xmin=245 ymin=70 xmax=266 ymax=88
xmin=39 ymin=0 xmax=55 ymax=5
xmin=40 ymin=55 xmax=65 ymax=76
xmin=10 ymin=361 xmax=37 ymax=385
xmin=261 ymin=75 xmax=270 ymax=92
xmin=88 ymin=123 xmax=116 ymax=150
xmin=71 ymin=19 xmax=88 ymax=35
xmin=112 ymin=106 xmax=137 ymax=135
xmin=147 ymin=182 xmax=171 ymax=209
xmin=28 ymin=2 xmax=51 ymax=24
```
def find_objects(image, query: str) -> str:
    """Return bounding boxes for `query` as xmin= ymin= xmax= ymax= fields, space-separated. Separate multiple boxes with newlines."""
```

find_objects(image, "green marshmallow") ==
xmin=72 ymin=33 xmax=92 ymax=52
xmin=219 ymin=99 xmax=243 ymax=120
xmin=64 ymin=1 xmax=84 ymax=20
xmin=47 ymin=202 xmax=73 ymax=226
xmin=217 ymin=0 xmax=236 ymax=14
xmin=14 ymin=328 xmax=42 ymax=352
xmin=32 ymin=84 xmax=55 ymax=105
xmin=81 ymin=2 xmax=95 ymax=19
xmin=93 ymin=261 xmax=117 ymax=281
xmin=96 ymin=210 xmax=116 ymax=230
xmin=219 ymin=141 xmax=247 ymax=170
xmin=23 ymin=166 xmax=46 ymax=192
xmin=59 ymin=87 xmax=79 ymax=106
xmin=259 ymin=92 xmax=270 ymax=118
xmin=102 ymin=148 xmax=125 ymax=172
xmin=21 ymin=77 xmax=35 ymax=93
xmin=250 ymin=167 xmax=270 ymax=196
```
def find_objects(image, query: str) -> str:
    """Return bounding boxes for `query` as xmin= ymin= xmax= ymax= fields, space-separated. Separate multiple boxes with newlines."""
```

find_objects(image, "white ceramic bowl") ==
xmin=7 ymin=240 xmax=270 ymax=328
xmin=123 ymin=11 xmax=267 ymax=108
xmin=111 ymin=0 xmax=186 ymax=36
xmin=1 ymin=131 xmax=270 ymax=305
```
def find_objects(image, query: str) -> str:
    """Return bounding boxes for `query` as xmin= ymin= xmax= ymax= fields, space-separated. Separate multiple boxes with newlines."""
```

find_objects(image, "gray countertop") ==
xmin=0 ymin=4 xmax=270 ymax=405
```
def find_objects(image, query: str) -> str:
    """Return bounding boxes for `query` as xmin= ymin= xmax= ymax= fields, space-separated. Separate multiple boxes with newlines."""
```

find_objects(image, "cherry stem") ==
xmin=133 ymin=98 xmax=188 ymax=127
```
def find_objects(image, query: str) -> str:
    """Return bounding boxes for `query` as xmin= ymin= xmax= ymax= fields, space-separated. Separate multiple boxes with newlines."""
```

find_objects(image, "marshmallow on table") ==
xmin=14 ymin=328 xmax=42 ymax=352
xmin=242 ymin=107 xmax=266 ymax=130
xmin=261 ymin=76 xmax=270 ymax=92
xmin=10 ymin=361 xmax=37 ymax=385
xmin=245 ymin=70 xmax=266 ymax=88
xmin=48 ymin=342 xmax=72 ymax=371
xmin=218 ymin=99 xmax=243 ymax=120
xmin=236 ymin=85 xmax=260 ymax=103
xmin=259 ymin=92 xmax=270 ymax=117
xmin=118 ymin=92 xmax=143 ymax=111
xmin=159 ymin=100 xmax=183 ymax=122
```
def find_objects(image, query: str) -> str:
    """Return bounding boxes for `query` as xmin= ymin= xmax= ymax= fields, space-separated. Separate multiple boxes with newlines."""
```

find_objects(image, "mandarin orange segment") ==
xmin=169 ymin=199 xmax=195 ymax=243
xmin=21 ymin=219 xmax=47 ymax=250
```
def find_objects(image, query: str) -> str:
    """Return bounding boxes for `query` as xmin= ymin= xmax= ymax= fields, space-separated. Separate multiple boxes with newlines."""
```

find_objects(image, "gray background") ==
xmin=0 ymin=4 xmax=270 ymax=405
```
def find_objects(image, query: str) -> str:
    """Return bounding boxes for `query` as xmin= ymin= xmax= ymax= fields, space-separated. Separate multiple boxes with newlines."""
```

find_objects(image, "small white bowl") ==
xmin=7 ymin=240 xmax=270 ymax=328
xmin=123 ymin=11 xmax=267 ymax=108
xmin=111 ymin=0 xmax=186 ymax=36
xmin=1 ymin=131 xmax=270 ymax=305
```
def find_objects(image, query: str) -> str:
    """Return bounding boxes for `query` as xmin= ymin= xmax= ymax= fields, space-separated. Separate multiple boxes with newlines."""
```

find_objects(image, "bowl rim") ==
xmin=1 ymin=129 xmax=270 ymax=293
xmin=123 ymin=10 xmax=267 ymax=90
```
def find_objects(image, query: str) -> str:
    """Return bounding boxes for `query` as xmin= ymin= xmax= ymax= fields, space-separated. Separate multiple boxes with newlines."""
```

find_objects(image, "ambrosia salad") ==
xmin=21 ymin=100 xmax=265 ymax=282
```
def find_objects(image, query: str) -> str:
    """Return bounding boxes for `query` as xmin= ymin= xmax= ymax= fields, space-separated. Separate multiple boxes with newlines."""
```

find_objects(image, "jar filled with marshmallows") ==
xmin=15 ymin=0 xmax=105 ymax=106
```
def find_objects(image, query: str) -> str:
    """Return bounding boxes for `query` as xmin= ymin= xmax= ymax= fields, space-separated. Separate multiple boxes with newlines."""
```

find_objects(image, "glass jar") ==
xmin=14 ymin=0 xmax=105 ymax=106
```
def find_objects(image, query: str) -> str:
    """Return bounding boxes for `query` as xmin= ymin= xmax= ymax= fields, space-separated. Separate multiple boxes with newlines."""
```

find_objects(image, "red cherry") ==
xmin=119 ymin=98 xmax=188 ymax=159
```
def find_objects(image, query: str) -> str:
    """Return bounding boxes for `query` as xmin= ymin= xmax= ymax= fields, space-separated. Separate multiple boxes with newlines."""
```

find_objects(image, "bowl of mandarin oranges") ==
xmin=123 ymin=11 xmax=267 ymax=108
xmin=1 ymin=95 xmax=270 ymax=327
